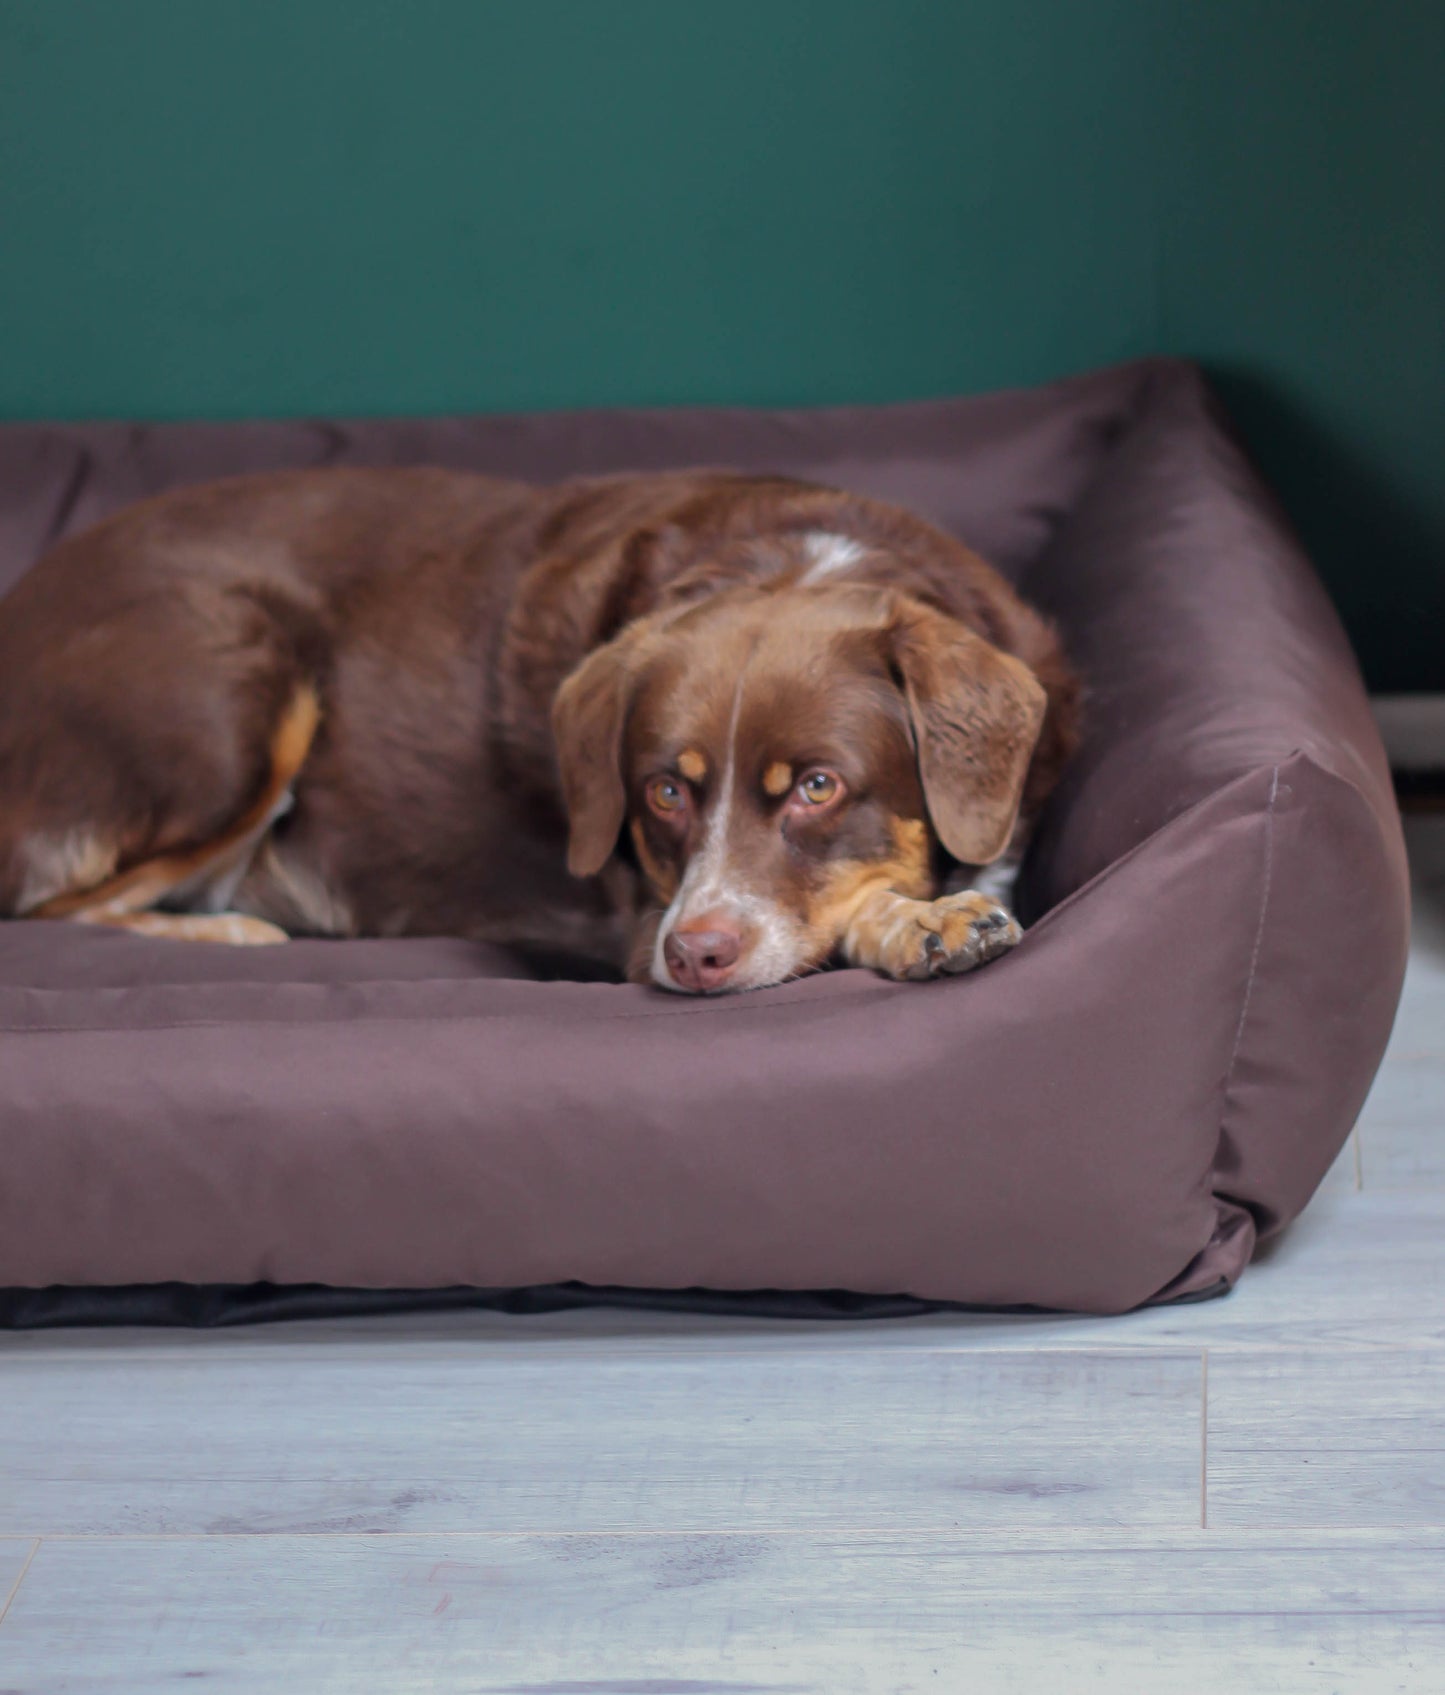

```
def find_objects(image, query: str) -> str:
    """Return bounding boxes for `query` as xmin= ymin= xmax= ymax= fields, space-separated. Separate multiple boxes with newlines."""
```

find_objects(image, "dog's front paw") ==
xmin=867 ymin=888 xmax=1023 ymax=983
xmin=910 ymin=891 xmax=1021 ymax=979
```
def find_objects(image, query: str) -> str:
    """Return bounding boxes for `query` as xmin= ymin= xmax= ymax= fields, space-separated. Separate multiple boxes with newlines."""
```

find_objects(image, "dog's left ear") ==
xmin=888 ymin=600 xmax=1048 ymax=865
xmin=552 ymin=633 xmax=641 ymax=878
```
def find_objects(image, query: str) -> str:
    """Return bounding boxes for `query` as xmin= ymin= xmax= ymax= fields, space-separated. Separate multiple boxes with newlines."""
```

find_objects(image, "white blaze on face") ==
xmin=799 ymin=531 xmax=868 ymax=584
xmin=651 ymin=668 xmax=808 ymax=992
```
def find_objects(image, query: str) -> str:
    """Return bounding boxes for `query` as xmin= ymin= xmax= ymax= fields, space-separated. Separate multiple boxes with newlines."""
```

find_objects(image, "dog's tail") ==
xmin=31 ymin=682 xmax=322 ymax=922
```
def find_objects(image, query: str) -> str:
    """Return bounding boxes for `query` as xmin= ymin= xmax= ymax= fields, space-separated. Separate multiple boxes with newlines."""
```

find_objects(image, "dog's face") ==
xmin=553 ymin=578 xmax=1045 ymax=992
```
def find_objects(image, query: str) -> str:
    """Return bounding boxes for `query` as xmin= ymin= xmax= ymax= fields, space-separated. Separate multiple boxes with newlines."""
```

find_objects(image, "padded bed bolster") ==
xmin=1025 ymin=362 xmax=1408 ymax=1270
xmin=0 ymin=765 xmax=1279 ymax=1308
xmin=0 ymin=358 xmax=1409 ymax=1314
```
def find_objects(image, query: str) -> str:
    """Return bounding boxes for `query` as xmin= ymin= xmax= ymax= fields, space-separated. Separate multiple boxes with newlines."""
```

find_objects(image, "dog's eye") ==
xmin=796 ymin=770 xmax=842 ymax=807
xmin=646 ymin=777 xmax=689 ymax=816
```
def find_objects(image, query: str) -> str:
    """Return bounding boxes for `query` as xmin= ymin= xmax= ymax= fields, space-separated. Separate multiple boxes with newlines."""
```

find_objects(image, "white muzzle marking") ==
xmin=650 ymin=670 xmax=805 ymax=992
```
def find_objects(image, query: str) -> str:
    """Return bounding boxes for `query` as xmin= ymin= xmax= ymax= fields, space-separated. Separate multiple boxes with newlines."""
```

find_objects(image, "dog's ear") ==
xmin=552 ymin=634 xmax=640 ymax=878
xmin=888 ymin=600 xmax=1047 ymax=865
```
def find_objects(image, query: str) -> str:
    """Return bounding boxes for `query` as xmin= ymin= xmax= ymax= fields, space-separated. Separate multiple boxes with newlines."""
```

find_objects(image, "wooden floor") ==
xmin=2 ymin=816 xmax=1442 ymax=1694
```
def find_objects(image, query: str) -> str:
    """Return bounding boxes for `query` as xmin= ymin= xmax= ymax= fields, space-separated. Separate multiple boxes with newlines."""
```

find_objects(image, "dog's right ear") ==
xmin=552 ymin=635 xmax=639 ymax=878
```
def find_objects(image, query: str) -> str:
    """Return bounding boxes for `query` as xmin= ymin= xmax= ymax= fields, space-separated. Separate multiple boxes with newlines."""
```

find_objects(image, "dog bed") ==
xmin=0 ymin=359 xmax=1409 ymax=1319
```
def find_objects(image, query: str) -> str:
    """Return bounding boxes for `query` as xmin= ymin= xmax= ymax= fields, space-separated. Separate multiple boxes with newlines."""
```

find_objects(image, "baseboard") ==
xmin=1373 ymin=694 xmax=1445 ymax=809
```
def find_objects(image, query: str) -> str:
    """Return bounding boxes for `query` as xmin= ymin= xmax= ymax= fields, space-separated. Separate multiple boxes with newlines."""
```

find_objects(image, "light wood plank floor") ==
xmin=2 ymin=814 xmax=1442 ymax=1693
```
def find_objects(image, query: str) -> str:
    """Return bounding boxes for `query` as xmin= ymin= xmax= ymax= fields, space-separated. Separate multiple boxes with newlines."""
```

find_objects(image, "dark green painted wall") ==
xmin=1 ymin=1 xmax=1440 ymax=687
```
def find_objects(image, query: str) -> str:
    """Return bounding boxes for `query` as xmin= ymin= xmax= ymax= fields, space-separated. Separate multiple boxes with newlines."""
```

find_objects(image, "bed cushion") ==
xmin=0 ymin=359 xmax=1409 ymax=1314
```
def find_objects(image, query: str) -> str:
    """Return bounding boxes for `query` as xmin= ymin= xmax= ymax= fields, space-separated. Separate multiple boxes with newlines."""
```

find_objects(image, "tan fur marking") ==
xmin=762 ymin=761 xmax=793 ymax=797
xmin=801 ymin=815 xmax=934 ymax=959
xmin=34 ymin=683 xmax=321 ymax=922
xmin=76 ymin=910 xmax=290 ymax=946
xmin=892 ymin=816 xmax=930 ymax=863
xmin=677 ymin=748 xmax=707 ymax=783
xmin=844 ymin=887 xmax=1021 ymax=980
xmin=630 ymin=819 xmax=679 ymax=904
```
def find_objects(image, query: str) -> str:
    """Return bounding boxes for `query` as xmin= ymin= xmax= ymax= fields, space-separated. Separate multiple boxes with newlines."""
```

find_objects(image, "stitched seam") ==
xmin=1223 ymin=764 xmax=1281 ymax=1091
xmin=0 ymin=982 xmax=891 ymax=1037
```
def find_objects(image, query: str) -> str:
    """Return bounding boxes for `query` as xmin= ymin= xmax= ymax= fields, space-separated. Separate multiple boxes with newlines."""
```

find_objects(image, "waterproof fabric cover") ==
xmin=0 ymin=360 xmax=1410 ymax=1316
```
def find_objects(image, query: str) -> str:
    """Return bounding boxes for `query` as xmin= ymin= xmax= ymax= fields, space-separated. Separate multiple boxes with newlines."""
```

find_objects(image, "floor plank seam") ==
xmin=0 ymin=1538 xmax=39 ymax=1631
xmin=25 ymin=1526 xmax=1445 ymax=1541
xmin=0 ymin=1346 xmax=1255 ymax=1361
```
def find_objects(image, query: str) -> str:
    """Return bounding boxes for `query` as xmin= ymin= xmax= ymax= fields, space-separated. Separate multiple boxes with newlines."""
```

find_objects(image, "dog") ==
xmin=0 ymin=468 xmax=1078 ymax=992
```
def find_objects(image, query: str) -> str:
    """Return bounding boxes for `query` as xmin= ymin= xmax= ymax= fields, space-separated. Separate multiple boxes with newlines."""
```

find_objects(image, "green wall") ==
xmin=1 ymin=1 xmax=1440 ymax=689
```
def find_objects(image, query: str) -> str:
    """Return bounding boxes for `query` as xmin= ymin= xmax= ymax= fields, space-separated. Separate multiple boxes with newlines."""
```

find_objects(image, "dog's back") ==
xmin=0 ymin=468 xmax=575 ymax=940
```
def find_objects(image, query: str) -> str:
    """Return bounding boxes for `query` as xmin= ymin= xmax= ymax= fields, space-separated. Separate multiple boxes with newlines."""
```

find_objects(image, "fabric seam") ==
xmin=0 ymin=991 xmax=852 ymax=1036
xmin=1222 ymin=763 xmax=1281 ymax=1108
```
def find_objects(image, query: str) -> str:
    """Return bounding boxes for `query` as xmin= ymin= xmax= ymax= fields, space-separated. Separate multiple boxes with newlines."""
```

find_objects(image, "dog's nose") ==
xmin=663 ymin=921 xmax=743 ymax=992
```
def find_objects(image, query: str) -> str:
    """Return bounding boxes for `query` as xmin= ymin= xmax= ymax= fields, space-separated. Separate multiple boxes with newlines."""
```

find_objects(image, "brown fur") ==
xmin=0 ymin=468 xmax=1079 ymax=988
xmin=32 ymin=684 xmax=319 ymax=921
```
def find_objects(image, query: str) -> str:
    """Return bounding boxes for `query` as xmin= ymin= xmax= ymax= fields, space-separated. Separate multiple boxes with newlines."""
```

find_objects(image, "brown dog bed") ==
xmin=0 ymin=359 xmax=1409 ymax=1320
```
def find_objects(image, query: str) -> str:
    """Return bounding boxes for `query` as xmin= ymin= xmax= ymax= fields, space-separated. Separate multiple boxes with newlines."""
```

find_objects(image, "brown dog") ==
xmin=0 ymin=468 xmax=1077 ymax=991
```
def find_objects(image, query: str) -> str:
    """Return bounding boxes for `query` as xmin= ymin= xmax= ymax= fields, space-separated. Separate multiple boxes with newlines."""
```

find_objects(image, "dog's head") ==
xmin=553 ymin=563 xmax=1046 ymax=993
